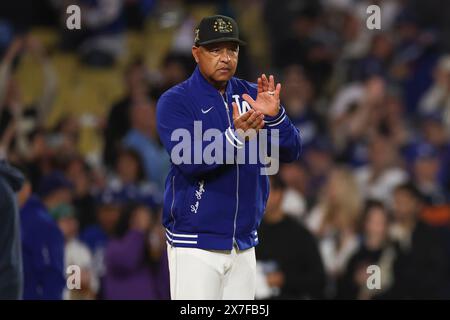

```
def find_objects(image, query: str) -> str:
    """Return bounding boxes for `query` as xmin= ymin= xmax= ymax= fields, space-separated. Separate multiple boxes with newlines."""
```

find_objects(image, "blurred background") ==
xmin=1 ymin=0 xmax=450 ymax=300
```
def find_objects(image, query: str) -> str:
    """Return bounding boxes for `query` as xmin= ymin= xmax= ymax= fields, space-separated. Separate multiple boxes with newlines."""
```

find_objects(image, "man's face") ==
xmin=192 ymin=42 xmax=239 ymax=84
xmin=393 ymin=190 xmax=418 ymax=222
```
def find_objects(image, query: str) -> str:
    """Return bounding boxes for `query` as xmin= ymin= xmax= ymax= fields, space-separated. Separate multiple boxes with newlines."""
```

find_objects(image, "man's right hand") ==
xmin=232 ymin=102 xmax=264 ymax=141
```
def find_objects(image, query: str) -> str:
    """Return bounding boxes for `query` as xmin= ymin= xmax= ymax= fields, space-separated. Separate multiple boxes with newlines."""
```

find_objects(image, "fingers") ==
xmin=242 ymin=93 xmax=256 ymax=108
xmin=232 ymin=102 xmax=239 ymax=120
xmin=252 ymin=113 xmax=265 ymax=130
xmin=234 ymin=108 xmax=254 ymax=131
xmin=261 ymin=74 xmax=269 ymax=92
xmin=257 ymin=77 xmax=263 ymax=94
xmin=245 ymin=110 xmax=264 ymax=131
xmin=275 ymin=82 xmax=281 ymax=100
xmin=233 ymin=108 xmax=265 ymax=132
xmin=269 ymin=75 xmax=275 ymax=92
xmin=246 ymin=109 xmax=260 ymax=126
xmin=239 ymin=107 xmax=253 ymax=122
xmin=256 ymin=118 xmax=265 ymax=130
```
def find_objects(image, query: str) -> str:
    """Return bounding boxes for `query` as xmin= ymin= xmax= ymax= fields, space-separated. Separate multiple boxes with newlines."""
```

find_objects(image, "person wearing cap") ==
xmin=18 ymin=173 xmax=66 ymax=299
xmin=53 ymin=204 xmax=98 ymax=300
xmin=410 ymin=143 xmax=448 ymax=204
xmin=156 ymin=15 xmax=301 ymax=299
xmin=38 ymin=171 xmax=74 ymax=213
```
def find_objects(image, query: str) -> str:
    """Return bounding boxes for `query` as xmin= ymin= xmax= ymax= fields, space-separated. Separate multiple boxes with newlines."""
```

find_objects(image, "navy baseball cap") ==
xmin=194 ymin=15 xmax=246 ymax=47
xmin=96 ymin=188 xmax=126 ymax=206
xmin=38 ymin=171 xmax=73 ymax=198
xmin=412 ymin=143 xmax=439 ymax=161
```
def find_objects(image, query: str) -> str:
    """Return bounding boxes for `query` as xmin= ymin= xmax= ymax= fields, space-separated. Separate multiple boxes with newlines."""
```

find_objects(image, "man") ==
xmin=256 ymin=175 xmax=325 ymax=299
xmin=0 ymin=160 xmax=24 ymax=299
xmin=156 ymin=15 xmax=301 ymax=299
xmin=385 ymin=182 xmax=448 ymax=299
xmin=19 ymin=172 xmax=67 ymax=299
xmin=123 ymin=99 xmax=170 ymax=189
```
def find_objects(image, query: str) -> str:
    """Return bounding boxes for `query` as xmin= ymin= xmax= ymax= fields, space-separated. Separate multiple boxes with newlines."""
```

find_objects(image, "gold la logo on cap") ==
xmin=213 ymin=18 xmax=233 ymax=33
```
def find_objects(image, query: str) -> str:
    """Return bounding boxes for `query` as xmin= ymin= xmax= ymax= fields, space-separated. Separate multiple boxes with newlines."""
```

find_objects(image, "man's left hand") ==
xmin=242 ymin=74 xmax=281 ymax=117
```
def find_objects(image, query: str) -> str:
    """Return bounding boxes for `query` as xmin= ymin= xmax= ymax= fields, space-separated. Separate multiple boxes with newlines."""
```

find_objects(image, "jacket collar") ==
xmin=190 ymin=66 xmax=234 ymax=98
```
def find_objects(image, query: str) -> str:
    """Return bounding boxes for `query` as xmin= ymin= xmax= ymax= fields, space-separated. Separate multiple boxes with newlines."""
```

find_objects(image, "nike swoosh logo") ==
xmin=201 ymin=107 xmax=214 ymax=114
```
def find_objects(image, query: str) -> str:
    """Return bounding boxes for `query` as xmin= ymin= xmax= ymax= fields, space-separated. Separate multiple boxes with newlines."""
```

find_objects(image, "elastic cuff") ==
xmin=264 ymin=107 xmax=286 ymax=127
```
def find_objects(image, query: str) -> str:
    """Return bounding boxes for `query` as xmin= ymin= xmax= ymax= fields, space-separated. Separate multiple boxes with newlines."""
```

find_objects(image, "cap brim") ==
xmin=197 ymin=37 xmax=246 ymax=46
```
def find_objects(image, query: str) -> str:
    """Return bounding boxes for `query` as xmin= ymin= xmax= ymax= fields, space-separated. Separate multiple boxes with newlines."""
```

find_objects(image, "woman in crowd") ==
xmin=337 ymin=200 xmax=396 ymax=299
xmin=306 ymin=167 xmax=363 ymax=297
xmin=103 ymin=203 xmax=169 ymax=300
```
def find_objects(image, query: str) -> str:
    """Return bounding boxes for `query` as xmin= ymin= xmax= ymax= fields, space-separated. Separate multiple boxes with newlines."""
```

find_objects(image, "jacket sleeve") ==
xmin=264 ymin=105 xmax=302 ymax=163
xmin=156 ymin=91 xmax=243 ymax=178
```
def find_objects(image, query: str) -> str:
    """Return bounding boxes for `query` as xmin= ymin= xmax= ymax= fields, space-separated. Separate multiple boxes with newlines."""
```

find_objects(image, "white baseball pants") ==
xmin=167 ymin=244 xmax=256 ymax=300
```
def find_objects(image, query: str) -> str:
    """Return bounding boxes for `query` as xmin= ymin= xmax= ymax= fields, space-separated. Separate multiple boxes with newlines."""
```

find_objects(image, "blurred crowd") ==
xmin=1 ymin=0 xmax=450 ymax=299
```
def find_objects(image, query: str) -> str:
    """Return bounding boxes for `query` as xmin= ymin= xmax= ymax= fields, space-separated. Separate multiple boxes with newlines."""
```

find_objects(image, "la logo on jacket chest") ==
xmin=201 ymin=94 xmax=252 ymax=116
xmin=232 ymin=94 xmax=252 ymax=115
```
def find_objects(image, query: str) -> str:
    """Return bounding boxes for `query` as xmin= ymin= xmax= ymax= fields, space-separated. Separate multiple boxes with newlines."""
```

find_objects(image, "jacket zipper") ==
xmin=222 ymin=93 xmax=239 ymax=249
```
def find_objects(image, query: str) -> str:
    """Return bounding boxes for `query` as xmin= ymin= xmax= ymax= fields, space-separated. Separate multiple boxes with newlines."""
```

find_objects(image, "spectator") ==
xmin=303 ymin=138 xmax=335 ymax=202
xmin=38 ymin=171 xmax=74 ymax=214
xmin=79 ymin=192 xmax=122 ymax=298
xmin=53 ymin=0 xmax=126 ymax=67
xmin=16 ymin=128 xmax=53 ymax=192
xmin=0 ymin=37 xmax=57 ymax=157
xmin=354 ymin=134 xmax=409 ymax=203
xmin=104 ymin=204 xmax=170 ymax=299
xmin=54 ymin=203 xmax=98 ymax=300
xmin=414 ymin=114 xmax=450 ymax=190
xmin=280 ymin=64 xmax=323 ymax=149
xmin=329 ymin=75 xmax=387 ymax=162
xmin=150 ymin=52 xmax=193 ymax=99
xmin=123 ymin=99 xmax=170 ymax=189
xmin=419 ymin=55 xmax=450 ymax=131
xmin=386 ymin=182 xmax=449 ymax=299
xmin=352 ymin=33 xmax=394 ymax=82
xmin=107 ymin=147 xmax=162 ymax=209
xmin=274 ymin=6 xmax=334 ymax=93
xmin=279 ymin=161 xmax=308 ymax=222
xmin=48 ymin=116 xmax=81 ymax=159
xmin=103 ymin=58 xmax=150 ymax=169
xmin=337 ymin=200 xmax=396 ymax=299
xmin=256 ymin=175 xmax=325 ymax=299
xmin=410 ymin=143 xmax=448 ymax=204
xmin=18 ymin=175 xmax=66 ymax=300
xmin=65 ymin=155 xmax=98 ymax=231
xmin=306 ymin=166 xmax=362 ymax=297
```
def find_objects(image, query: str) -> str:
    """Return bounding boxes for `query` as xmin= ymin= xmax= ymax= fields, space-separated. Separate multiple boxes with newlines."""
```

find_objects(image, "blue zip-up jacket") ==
xmin=20 ymin=196 xmax=65 ymax=300
xmin=156 ymin=67 xmax=301 ymax=250
xmin=0 ymin=161 xmax=24 ymax=299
